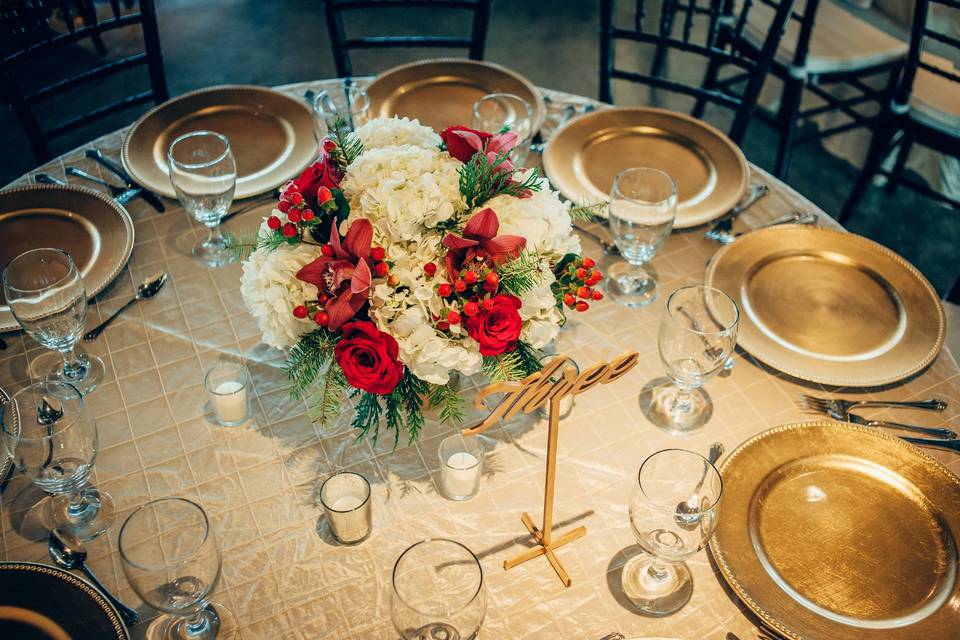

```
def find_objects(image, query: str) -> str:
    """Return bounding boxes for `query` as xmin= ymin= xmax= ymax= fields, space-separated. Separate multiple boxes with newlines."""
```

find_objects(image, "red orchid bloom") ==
xmin=446 ymin=129 xmax=519 ymax=171
xmin=296 ymin=219 xmax=374 ymax=331
xmin=442 ymin=208 xmax=526 ymax=280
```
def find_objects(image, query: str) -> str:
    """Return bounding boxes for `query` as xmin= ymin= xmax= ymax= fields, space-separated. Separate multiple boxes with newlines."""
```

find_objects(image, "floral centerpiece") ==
xmin=239 ymin=117 xmax=602 ymax=445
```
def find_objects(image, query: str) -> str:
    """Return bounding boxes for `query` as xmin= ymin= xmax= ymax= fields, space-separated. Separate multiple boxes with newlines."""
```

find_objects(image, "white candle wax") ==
xmin=326 ymin=492 xmax=371 ymax=542
xmin=331 ymin=495 xmax=363 ymax=511
xmin=213 ymin=380 xmax=248 ymax=424
xmin=443 ymin=452 xmax=480 ymax=498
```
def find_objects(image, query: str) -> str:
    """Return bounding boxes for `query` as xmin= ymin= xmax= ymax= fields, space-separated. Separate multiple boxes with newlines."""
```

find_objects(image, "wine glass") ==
xmin=168 ymin=131 xmax=237 ymax=268
xmin=313 ymin=81 xmax=371 ymax=133
xmin=471 ymin=92 xmax=534 ymax=165
xmin=119 ymin=498 xmax=235 ymax=640
xmin=648 ymin=284 xmax=739 ymax=434
xmin=622 ymin=448 xmax=722 ymax=616
xmin=0 ymin=381 xmax=114 ymax=540
xmin=391 ymin=538 xmax=487 ymax=640
xmin=606 ymin=167 xmax=677 ymax=307
xmin=2 ymin=248 xmax=105 ymax=395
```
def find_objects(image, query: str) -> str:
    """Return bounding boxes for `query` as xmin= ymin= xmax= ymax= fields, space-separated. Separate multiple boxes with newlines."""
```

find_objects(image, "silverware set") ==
xmin=706 ymin=210 xmax=819 ymax=244
xmin=800 ymin=394 xmax=957 ymax=450
xmin=705 ymin=183 xmax=770 ymax=240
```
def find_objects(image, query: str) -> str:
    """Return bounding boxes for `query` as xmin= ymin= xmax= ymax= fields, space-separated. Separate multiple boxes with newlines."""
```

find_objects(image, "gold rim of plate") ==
xmin=543 ymin=106 xmax=748 ymax=228
xmin=366 ymin=58 xmax=546 ymax=135
xmin=121 ymin=84 xmax=317 ymax=200
xmin=0 ymin=184 xmax=135 ymax=332
xmin=709 ymin=421 xmax=960 ymax=640
xmin=0 ymin=561 xmax=129 ymax=638
xmin=705 ymin=225 xmax=944 ymax=387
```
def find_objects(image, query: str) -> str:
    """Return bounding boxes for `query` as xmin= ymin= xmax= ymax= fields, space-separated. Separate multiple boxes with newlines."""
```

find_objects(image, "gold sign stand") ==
xmin=463 ymin=351 xmax=639 ymax=587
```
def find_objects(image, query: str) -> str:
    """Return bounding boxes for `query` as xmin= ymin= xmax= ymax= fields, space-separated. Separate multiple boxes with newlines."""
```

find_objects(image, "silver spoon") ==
xmin=83 ymin=271 xmax=167 ymax=341
xmin=49 ymin=528 xmax=140 ymax=626
xmin=675 ymin=442 xmax=724 ymax=528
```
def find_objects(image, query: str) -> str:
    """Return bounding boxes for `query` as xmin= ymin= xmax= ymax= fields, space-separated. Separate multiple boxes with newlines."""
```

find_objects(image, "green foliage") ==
xmin=482 ymin=340 xmax=543 ymax=382
xmin=568 ymin=199 xmax=608 ymax=222
xmin=329 ymin=118 xmax=364 ymax=171
xmin=498 ymin=250 xmax=546 ymax=297
xmin=427 ymin=383 xmax=465 ymax=425
xmin=286 ymin=330 xmax=349 ymax=428
xmin=458 ymin=151 xmax=543 ymax=210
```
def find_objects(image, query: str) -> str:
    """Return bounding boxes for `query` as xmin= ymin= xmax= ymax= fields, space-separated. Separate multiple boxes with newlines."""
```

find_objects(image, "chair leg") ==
xmin=774 ymin=76 xmax=804 ymax=180
xmin=650 ymin=1 xmax=677 ymax=78
xmin=839 ymin=123 xmax=896 ymax=226
xmin=885 ymin=132 xmax=913 ymax=195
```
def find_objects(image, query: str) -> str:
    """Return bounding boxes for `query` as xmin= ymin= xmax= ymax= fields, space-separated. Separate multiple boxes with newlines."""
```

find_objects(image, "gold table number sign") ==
xmin=463 ymin=351 xmax=639 ymax=586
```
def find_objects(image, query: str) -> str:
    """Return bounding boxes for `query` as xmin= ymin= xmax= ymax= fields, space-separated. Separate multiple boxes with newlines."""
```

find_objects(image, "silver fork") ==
xmin=800 ymin=394 xmax=947 ymax=415
xmin=840 ymin=411 xmax=957 ymax=439
xmin=573 ymin=223 xmax=618 ymax=255
xmin=707 ymin=211 xmax=818 ymax=244
xmin=704 ymin=183 xmax=770 ymax=240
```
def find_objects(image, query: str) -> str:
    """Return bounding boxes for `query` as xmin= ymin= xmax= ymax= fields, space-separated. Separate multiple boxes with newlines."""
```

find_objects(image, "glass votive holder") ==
xmin=313 ymin=82 xmax=371 ymax=133
xmin=537 ymin=355 xmax=579 ymax=420
xmin=438 ymin=434 xmax=484 ymax=501
xmin=320 ymin=471 xmax=372 ymax=544
xmin=204 ymin=362 xmax=252 ymax=427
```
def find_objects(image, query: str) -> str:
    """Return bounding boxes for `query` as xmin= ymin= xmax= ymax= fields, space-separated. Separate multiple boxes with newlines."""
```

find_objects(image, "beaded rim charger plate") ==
xmin=543 ymin=107 xmax=748 ymax=228
xmin=706 ymin=225 xmax=944 ymax=387
xmin=709 ymin=421 xmax=960 ymax=640
xmin=0 ymin=562 xmax=129 ymax=639
xmin=122 ymin=85 xmax=317 ymax=200
xmin=367 ymin=58 xmax=546 ymax=135
xmin=0 ymin=184 xmax=135 ymax=332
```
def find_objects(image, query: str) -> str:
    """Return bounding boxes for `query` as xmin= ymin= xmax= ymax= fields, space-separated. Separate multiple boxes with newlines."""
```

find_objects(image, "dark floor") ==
xmin=1 ymin=0 xmax=957 ymax=295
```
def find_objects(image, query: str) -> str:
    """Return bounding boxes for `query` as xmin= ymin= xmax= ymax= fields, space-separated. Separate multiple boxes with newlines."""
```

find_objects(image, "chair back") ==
xmin=1 ymin=0 xmax=167 ymax=163
xmin=897 ymin=0 xmax=960 ymax=109
xmin=322 ymin=0 xmax=492 ymax=77
xmin=599 ymin=0 xmax=798 ymax=144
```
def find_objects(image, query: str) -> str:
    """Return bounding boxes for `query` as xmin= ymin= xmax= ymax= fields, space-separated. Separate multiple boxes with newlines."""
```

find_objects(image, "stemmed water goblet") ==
xmin=119 ymin=497 xmax=235 ymax=639
xmin=391 ymin=538 xmax=487 ymax=640
xmin=0 ymin=381 xmax=114 ymax=540
xmin=168 ymin=130 xmax=237 ymax=268
xmin=312 ymin=81 xmax=371 ymax=133
xmin=606 ymin=167 xmax=677 ymax=307
xmin=647 ymin=284 xmax=739 ymax=434
xmin=2 ymin=248 xmax=105 ymax=394
xmin=471 ymin=92 xmax=534 ymax=165
xmin=622 ymin=448 xmax=722 ymax=616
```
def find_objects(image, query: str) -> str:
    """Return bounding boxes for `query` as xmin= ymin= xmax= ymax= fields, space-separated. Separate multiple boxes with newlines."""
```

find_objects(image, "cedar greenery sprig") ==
xmin=497 ymin=250 xmax=546 ymax=297
xmin=459 ymin=150 xmax=543 ymax=210
xmin=328 ymin=117 xmax=364 ymax=171
xmin=482 ymin=339 xmax=542 ymax=382
xmin=568 ymin=199 xmax=608 ymax=223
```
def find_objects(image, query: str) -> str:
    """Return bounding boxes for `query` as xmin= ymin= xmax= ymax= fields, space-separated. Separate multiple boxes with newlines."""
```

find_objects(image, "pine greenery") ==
xmin=568 ymin=199 xmax=608 ymax=222
xmin=459 ymin=151 xmax=543 ymax=210
xmin=329 ymin=118 xmax=364 ymax=171
xmin=482 ymin=340 xmax=543 ymax=382
xmin=498 ymin=250 xmax=545 ymax=297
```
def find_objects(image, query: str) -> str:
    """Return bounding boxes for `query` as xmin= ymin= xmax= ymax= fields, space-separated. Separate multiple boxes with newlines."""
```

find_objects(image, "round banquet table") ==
xmin=1 ymin=78 xmax=959 ymax=640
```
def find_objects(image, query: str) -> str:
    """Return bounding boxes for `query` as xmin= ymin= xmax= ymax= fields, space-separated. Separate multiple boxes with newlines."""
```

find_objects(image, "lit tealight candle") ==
xmin=320 ymin=472 xmax=372 ymax=544
xmin=204 ymin=362 xmax=252 ymax=427
xmin=438 ymin=434 xmax=484 ymax=501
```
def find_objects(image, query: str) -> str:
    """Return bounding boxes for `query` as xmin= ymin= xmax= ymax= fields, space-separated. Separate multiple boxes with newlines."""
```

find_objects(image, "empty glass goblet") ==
xmin=622 ymin=448 xmax=722 ymax=616
xmin=391 ymin=538 xmax=487 ymax=640
xmin=2 ymin=248 xmax=105 ymax=395
xmin=649 ymin=284 xmax=739 ymax=434
xmin=0 ymin=381 xmax=114 ymax=540
xmin=471 ymin=92 xmax=534 ymax=165
xmin=119 ymin=498 xmax=235 ymax=640
xmin=168 ymin=130 xmax=237 ymax=268
xmin=606 ymin=167 xmax=677 ymax=307
xmin=313 ymin=81 xmax=371 ymax=133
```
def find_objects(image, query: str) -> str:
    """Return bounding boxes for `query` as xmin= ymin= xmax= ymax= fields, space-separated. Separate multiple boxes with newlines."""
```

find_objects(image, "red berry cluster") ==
xmin=266 ymin=181 xmax=336 ymax=243
xmin=558 ymin=257 xmax=602 ymax=312
xmin=424 ymin=261 xmax=500 ymax=331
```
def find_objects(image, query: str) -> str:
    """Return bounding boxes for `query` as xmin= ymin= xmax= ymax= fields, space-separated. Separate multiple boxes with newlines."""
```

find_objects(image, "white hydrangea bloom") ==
xmin=380 ymin=306 xmax=482 ymax=384
xmin=486 ymin=171 xmax=581 ymax=258
xmin=239 ymin=243 xmax=320 ymax=350
xmin=341 ymin=144 xmax=464 ymax=240
xmin=354 ymin=117 xmax=441 ymax=151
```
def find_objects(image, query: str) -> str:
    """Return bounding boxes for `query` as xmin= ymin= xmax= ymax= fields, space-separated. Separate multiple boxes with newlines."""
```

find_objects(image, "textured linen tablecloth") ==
xmin=1 ymin=79 xmax=958 ymax=640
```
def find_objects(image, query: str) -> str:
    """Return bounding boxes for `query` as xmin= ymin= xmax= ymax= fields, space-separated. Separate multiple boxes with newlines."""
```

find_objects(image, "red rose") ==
xmin=334 ymin=321 xmax=404 ymax=395
xmin=290 ymin=154 xmax=342 ymax=208
xmin=466 ymin=294 xmax=522 ymax=356
xmin=440 ymin=125 xmax=492 ymax=163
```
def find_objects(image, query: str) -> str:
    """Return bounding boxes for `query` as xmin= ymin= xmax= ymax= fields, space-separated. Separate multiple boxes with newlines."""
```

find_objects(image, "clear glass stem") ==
xmin=67 ymin=489 xmax=90 ymax=517
xmin=183 ymin=607 xmax=211 ymax=638
xmin=647 ymin=560 xmax=669 ymax=582
xmin=60 ymin=346 xmax=87 ymax=381
xmin=670 ymin=385 xmax=694 ymax=414
xmin=206 ymin=223 xmax=224 ymax=245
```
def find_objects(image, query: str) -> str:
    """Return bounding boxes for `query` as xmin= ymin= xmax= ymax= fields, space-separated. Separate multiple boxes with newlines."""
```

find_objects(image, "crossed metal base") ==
xmin=503 ymin=512 xmax=587 ymax=587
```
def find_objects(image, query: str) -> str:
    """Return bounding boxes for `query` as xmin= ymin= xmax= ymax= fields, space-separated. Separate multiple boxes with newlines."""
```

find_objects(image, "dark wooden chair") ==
xmin=1 ymin=0 xmax=168 ymax=164
xmin=713 ymin=0 xmax=910 ymax=180
xmin=322 ymin=0 xmax=492 ymax=78
xmin=841 ymin=0 xmax=959 ymax=222
xmin=598 ymin=0 xmax=795 ymax=147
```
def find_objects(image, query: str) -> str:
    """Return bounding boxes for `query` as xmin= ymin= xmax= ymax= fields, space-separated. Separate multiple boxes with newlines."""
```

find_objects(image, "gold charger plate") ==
xmin=710 ymin=421 xmax=960 ymax=640
xmin=367 ymin=58 xmax=546 ymax=135
xmin=122 ymin=85 xmax=317 ymax=200
xmin=706 ymin=225 xmax=944 ymax=387
xmin=543 ymin=107 xmax=748 ymax=228
xmin=0 ymin=185 xmax=135 ymax=332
